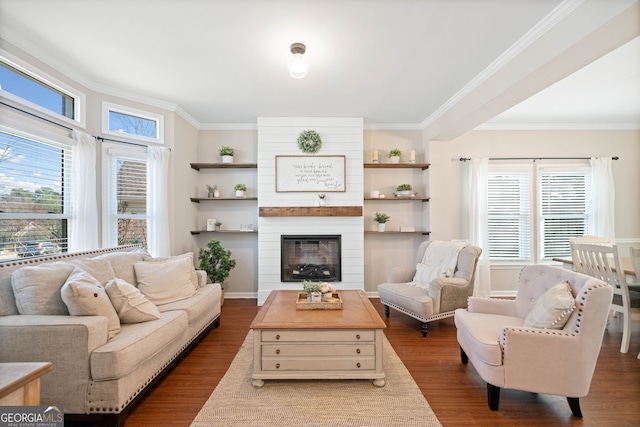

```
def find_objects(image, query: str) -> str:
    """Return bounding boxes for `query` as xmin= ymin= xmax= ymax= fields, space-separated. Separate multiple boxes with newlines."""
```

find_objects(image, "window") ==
xmin=0 ymin=129 xmax=70 ymax=259
xmin=0 ymin=53 xmax=83 ymax=126
xmin=102 ymin=102 xmax=164 ymax=144
xmin=102 ymin=144 xmax=148 ymax=248
xmin=487 ymin=164 xmax=591 ymax=263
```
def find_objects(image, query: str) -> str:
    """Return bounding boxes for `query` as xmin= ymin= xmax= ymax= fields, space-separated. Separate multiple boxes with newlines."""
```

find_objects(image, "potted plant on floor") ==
xmin=198 ymin=239 xmax=237 ymax=305
xmin=234 ymin=183 xmax=247 ymax=198
xmin=374 ymin=212 xmax=390 ymax=232
xmin=220 ymin=146 xmax=234 ymax=164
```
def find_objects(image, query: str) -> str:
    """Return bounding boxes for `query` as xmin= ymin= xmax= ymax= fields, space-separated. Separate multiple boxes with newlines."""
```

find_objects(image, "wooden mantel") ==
xmin=259 ymin=206 xmax=363 ymax=217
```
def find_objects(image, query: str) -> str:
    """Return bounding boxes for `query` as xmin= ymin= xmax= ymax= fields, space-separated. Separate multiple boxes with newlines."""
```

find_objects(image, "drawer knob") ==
xmin=356 ymin=348 xmax=361 ymax=354
xmin=356 ymin=334 xmax=361 ymax=340
xmin=357 ymin=362 xmax=361 ymax=368
xmin=276 ymin=334 xmax=280 ymax=340
xmin=276 ymin=349 xmax=280 ymax=354
xmin=276 ymin=363 xmax=280 ymax=369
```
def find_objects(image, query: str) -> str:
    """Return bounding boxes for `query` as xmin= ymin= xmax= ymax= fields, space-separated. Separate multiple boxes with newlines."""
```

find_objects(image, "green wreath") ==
xmin=297 ymin=130 xmax=322 ymax=154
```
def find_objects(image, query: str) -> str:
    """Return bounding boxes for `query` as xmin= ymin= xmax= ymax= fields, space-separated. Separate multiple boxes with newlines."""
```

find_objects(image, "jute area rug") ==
xmin=190 ymin=331 xmax=442 ymax=427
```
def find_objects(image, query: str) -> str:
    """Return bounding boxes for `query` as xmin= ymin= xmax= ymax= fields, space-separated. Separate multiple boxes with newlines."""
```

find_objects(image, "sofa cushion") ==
xmin=90 ymin=310 xmax=187 ymax=381
xmin=11 ymin=261 xmax=75 ymax=315
xmin=523 ymin=281 xmax=576 ymax=330
xmin=105 ymin=278 xmax=161 ymax=323
xmin=134 ymin=255 xmax=197 ymax=305
xmin=157 ymin=283 xmax=221 ymax=325
xmin=61 ymin=268 xmax=121 ymax=339
xmin=94 ymin=249 xmax=150 ymax=285
xmin=378 ymin=282 xmax=434 ymax=319
xmin=455 ymin=310 xmax=523 ymax=366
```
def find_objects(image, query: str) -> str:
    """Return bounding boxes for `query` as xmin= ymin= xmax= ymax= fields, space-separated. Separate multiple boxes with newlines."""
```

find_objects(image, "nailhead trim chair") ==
xmin=454 ymin=265 xmax=612 ymax=417
xmin=378 ymin=241 xmax=482 ymax=337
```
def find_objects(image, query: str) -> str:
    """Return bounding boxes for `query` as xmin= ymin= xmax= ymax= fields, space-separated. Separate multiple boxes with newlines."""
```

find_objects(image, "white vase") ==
xmin=318 ymin=198 xmax=325 ymax=206
xmin=213 ymin=190 xmax=220 ymax=198
xmin=311 ymin=292 xmax=322 ymax=302
xmin=222 ymin=155 xmax=233 ymax=164
xmin=389 ymin=156 xmax=400 ymax=164
xmin=235 ymin=190 xmax=245 ymax=198
xmin=377 ymin=223 xmax=386 ymax=232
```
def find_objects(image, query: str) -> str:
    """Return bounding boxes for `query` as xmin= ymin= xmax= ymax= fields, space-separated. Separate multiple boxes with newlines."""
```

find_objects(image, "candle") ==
xmin=372 ymin=150 xmax=379 ymax=162
xmin=410 ymin=150 xmax=416 ymax=162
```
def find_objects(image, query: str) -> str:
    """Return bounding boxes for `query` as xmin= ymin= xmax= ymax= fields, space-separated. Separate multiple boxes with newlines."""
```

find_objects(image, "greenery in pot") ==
xmin=389 ymin=148 xmax=402 ymax=158
xmin=219 ymin=146 xmax=234 ymax=156
xmin=214 ymin=220 xmax=222 ymax=227
xmin=234 ymin=183 xmax=247 ymax=191
xmin=374 ymin=212 xmax=391 ymax=223
xmin=198 ymin=239 xmax=237 ymax=284
xmin=302 ymin=280 xmax=322 ymax=294
xmin=396 ymin=183 xmax=413 ymax=192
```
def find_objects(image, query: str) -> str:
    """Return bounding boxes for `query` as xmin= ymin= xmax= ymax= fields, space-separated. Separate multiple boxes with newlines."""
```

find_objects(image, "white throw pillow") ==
xmin=523 ymin=281 xmax=576 ymax=330
xmin=134 ymin=255 xmax=197 ymax=305
xmin=144 ymin=252 xmax=199 ymax=289
xmin=61 ymin=267 xmax=121 ymax=339
xmin=106 ymin=278 xmax=161 ymax=323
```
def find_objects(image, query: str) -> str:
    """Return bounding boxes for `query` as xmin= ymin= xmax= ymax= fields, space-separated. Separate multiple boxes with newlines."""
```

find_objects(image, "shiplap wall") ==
xmin=256 ymin=117 xmax=364 ymax=305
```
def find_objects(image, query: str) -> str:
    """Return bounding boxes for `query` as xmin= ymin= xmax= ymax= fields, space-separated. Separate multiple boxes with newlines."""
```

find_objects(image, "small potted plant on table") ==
xmin=302 ymin=280 xmax=323 ymax=302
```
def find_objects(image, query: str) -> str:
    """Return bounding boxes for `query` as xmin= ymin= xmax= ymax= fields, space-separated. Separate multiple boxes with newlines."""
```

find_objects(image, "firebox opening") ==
xmin=281 ymin=235 xmax=341 ymax=282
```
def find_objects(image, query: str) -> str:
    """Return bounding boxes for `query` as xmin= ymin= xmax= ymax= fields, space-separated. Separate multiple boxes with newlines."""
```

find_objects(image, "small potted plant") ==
xmin=388 ymin=148 xmax=402 ymax=163
xmin=219 ymin=146 xmax=234 ymax=164
xmin=302 ymin=280 xmax=322 ymax=302
xmin=234 ymin=183 xmax=247 ymax=198
xmin=214 ymin=220 xmax=222 ymax=231
xmin=374 ymin=212 xmax=390 ymax=232
xmin=198 ymin=239 xmax=237 ymax=304
xmin=396 ymin=183 xmax=413 ymax=196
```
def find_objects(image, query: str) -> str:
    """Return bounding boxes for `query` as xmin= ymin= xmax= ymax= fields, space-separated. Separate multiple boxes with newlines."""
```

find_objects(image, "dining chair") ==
xmin=571 ymin=242 xmax=636 ymax=353
xmin=630 ymin=246 xmax=640 ymax=359
xmin=569 ymin=235 xmax=614 ymax=262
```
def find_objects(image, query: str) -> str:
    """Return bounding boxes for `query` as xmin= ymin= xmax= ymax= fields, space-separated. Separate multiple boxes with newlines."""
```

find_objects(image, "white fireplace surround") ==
xmin=256 ymin=117 xmax=364 ymax=305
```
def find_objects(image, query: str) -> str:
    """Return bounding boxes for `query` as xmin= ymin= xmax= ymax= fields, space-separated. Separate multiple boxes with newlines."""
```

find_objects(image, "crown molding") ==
xmin=364 ymin=122 xmax=423 ymax=131
xmin=199 ymin=123 xmax=258 ymax=131
xmin=475 ymin=122 xmax=640 ymax=131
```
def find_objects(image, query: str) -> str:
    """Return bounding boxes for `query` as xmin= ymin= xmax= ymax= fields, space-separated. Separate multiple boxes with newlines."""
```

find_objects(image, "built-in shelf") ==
xmin=364 ymin=162 xmax=430 ymax=170
xmin=190 ymin=163 xmax=257 ymax=171
xmin=190 ymin=197 xmax=258 ymax=203
xmin=364 ymin=231 xmax=431 ymax=235
xmin=364 ymin=197 xmax=430 ymax=202
xmin=190 ymin=230 xmax=257 ymax=235
xmin=259 ymin=206 xmax=363 ymax=217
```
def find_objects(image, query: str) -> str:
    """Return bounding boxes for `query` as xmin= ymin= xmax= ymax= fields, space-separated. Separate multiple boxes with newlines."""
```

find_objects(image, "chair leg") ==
xmin=620 ymin=311 xmax=630 ymax=353
xmin=421 ymin=322 xmax=428 ymax=337
xmin=384 ymin=305 xmax=390 ymax=318
xmin=487 ymin=383 xmax=500 ymax=411
xmin=460 ymin=347 xmax=468 ymax=364
xmin=567 ymin=397 xmax=582 ymax=417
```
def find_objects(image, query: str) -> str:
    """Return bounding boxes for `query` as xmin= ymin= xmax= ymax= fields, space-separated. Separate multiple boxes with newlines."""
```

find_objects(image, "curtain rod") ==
xmin=1 ymin=101 xmax=167 ymax=150
xmin=459 ymin=156 xmax=619 ymax=162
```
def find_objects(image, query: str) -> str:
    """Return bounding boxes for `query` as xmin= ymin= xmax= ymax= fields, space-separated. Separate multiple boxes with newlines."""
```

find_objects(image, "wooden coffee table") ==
xmin=250 ymin=290 xmax=386 ymax=388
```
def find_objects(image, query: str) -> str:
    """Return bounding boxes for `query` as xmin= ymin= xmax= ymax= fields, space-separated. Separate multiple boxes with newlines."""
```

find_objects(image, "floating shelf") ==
xmin=190 ymin=197 xmax=258 ymax=202
xmin=364 ymin=231 xmax=431 ymax=235
xmin=364 ymin=162 xmax=430 ymax=170
xmin=190 ymin=163 xmax=257 ymax=171
xmin=364 ymin=197 xmax=430 ymax=202
xmin=259 ymin=206 xmax=363 ymax=217
xmin=190 ymin=230 xmax=257 ymax=235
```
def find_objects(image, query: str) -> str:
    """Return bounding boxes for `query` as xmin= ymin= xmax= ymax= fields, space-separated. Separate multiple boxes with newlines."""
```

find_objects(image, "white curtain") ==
xmin=147 ymin=146 xmax=171 ymax=257
xmin=69 ymin=130 xmax=99 ymax=252
xmin=589 ymin=157 xmax=615 ymax=240
xmin=468 ymin=158 xmax=492 ymax=298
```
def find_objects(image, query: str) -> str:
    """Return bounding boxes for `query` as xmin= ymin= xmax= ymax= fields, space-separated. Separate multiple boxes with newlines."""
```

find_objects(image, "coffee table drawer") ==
xmin=261 ymin=329 xmax=374 ymax=342
xmin=262 ymin=344 xmax=375 ymax=357
xmin=262 ymin=357 xmax=376 ymax=371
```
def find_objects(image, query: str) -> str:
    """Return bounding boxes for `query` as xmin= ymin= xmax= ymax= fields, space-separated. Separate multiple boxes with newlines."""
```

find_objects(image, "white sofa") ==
xmin=0 ymin=245 xmax=221 ymax=427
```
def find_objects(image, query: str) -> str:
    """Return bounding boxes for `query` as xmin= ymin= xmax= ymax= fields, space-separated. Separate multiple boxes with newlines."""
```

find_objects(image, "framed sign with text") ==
xmin=275 ymin=155 xmax=346 ymax=192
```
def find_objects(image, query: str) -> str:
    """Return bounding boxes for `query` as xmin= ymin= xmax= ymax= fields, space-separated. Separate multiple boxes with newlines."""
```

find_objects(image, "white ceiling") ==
xmin=0 ymin=0 xmax=638 ymax=138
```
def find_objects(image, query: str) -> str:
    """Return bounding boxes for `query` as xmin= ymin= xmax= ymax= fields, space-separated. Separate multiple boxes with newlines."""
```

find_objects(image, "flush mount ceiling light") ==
xmin=287 ymin=42 xmax=308 ymax=79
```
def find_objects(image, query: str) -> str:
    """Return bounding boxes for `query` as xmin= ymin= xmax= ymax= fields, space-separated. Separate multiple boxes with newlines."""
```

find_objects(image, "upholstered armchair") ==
xmin=454 ymin=265 xmax=612 ymax=417
xmin=378 ymin=240 xmax=482 ymax=337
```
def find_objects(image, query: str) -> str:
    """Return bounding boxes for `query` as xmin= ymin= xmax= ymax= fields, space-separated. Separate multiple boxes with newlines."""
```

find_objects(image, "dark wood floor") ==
xmin=122 ymin=298 xmax=640 ymax=427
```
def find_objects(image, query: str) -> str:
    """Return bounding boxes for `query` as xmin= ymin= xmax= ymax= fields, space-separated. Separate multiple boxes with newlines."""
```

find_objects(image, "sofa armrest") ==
xmin=0 ymin=315 xmax=109 ymax=413
xmin=467 ymin=297 xmax=518 ymax=316
xmin=196 ymin=269 xmax=208 ymax=287
xmin=429 ymin=278 xmax=470 ymax=313
xmin=387 ymin=267 xmax=415 ymax=283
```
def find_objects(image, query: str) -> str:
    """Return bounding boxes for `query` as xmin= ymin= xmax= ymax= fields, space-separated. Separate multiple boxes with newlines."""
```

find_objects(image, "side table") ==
xmin=0 ymin=362 xmax=52 ymax=405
